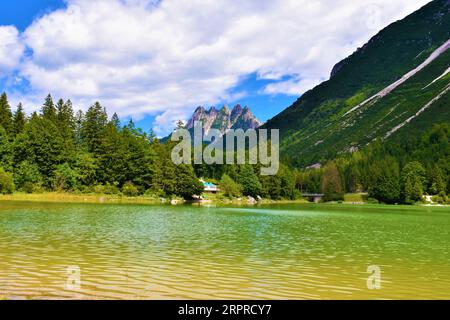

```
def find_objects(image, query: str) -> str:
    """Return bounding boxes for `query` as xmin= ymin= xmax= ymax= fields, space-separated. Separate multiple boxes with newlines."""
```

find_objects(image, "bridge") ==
xmin=302 ymin=193 xmax=324 ymax=203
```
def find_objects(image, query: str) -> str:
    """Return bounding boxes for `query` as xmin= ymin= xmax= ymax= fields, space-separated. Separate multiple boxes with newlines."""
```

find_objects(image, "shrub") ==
xmin=220 ymin=174 xmax=242 ymax=198
xmin=104 ymin=183 xmax=119 ymax=195
xmin=122 ymin=182 xmax=139 ymax=197
xmin=22 ymin=181 xmax=44 ymax=194
xmin=14 ymin=161 xmax=43 ymax=192
xmin=52 ymin=163 xmax=78 ymax=191
xmin=93 ymin=184 xmax=105 ymax=194
xmin=238 ymin=165 xmax=262 ymax=198
xmin=0 ymin=168 xmax=15 ymax=194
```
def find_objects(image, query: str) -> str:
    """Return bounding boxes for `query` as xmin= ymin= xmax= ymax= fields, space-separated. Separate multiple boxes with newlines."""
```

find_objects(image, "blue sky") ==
xmin=0 ymin=0 xmax=65 ymax=31
xmin=0 ymin=0 xmax=430 ymax=136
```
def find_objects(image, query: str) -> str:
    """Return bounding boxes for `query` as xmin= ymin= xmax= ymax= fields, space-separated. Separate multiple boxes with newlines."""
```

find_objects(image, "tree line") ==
xmin=0 ymin=92 xmax=298 ymax=200
xmin=1 ymin=91 xmax=448 ymax=204
xmin=296 ymin=123 xmax=450 ymax=204
xmin=0 ymin=92 xmax=206 ymax=198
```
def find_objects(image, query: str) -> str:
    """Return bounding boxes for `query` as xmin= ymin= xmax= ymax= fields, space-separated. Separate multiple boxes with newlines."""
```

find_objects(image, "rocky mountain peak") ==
xmin=185 ymin=104 xmax=262 ymax=134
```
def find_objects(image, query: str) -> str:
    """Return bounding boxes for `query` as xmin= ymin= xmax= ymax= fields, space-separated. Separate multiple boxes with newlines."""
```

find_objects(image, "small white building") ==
xmin=200 ymin=179 xmax=219 ymax=193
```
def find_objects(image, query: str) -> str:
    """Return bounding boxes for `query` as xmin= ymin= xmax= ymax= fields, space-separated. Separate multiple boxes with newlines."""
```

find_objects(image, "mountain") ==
xmin=262 ymin=0 xmax=450 ymax=167
xmin=185 ymin=104 xmax=262 ymax=135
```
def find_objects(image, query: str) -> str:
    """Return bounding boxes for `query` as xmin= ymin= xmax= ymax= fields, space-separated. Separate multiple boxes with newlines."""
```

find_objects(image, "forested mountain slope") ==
xmin=263 ymin=0 xmax=450 ymax=167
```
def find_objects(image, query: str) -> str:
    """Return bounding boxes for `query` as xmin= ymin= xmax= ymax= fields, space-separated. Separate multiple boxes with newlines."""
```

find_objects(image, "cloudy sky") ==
xmin=0 ymin=0 xmax=431 ymax=136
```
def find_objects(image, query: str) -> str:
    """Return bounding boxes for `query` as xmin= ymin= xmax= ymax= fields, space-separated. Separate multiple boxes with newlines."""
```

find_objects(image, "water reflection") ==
xmin=0 ymin=202 xmax=449 ymax=299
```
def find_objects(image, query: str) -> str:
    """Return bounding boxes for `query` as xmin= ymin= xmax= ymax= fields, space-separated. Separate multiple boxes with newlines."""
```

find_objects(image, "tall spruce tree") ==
xmin=41 ymin=94 xmax=57 ymax=122
xmin=81 ymin=102 xmax=108 ymax=154
xmin=12 ymin=103 xmax=26 ymax=136
xmin=0 ymin=92 xmax=13 ymax=134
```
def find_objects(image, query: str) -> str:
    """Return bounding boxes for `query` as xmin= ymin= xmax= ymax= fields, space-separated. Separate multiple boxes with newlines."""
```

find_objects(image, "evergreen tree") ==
xmin=401 ymin=161 xmax=426 ymax=204
xmin=321 ymin=162 xmax=343 ymax=201
xmin=429 ymin=165 xmax=446 ymax=195
xmin=238 ymin=165 xmax=262 ymax=198
xmin=0 ymin=126 xmax=12 ymax=171
xmin=41 ymin=94 xmax=57 ymax=122
xmin=12 ymin=103 xmax=26 ymax=136
xmin=0 ymin=92 xmax=13 ymax=134
xmin=81 ymin=102 xmax=108 ymax=154
xmin=175 ymin=164 xmax=204 ymax=199
xmin=368 ymin=157 xmax=401 ymax=204
xmin=13 ymin=116 xmax=64 ymax=186
xmin=57 ymin=99 xmax=76 ymax=135
xmin=14 ymin=161 xmax=43 ymax=193
xmin=111 ymin=113 xmax=120 ymax=129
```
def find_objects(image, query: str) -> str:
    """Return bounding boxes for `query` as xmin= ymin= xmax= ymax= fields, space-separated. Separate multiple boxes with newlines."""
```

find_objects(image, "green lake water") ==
xmin=0 ymin=201 xmax=449 ymax=300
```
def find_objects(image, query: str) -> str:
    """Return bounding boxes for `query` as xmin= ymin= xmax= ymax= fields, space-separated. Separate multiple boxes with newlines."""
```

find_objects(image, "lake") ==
xmin=0 ymin=201 xmax=449 ymax=300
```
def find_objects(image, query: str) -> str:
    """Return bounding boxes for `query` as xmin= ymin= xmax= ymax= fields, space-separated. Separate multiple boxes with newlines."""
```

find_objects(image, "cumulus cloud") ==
xmin=2 ymin=0 xmax=432 ymax=135
xmin=0 ymin=26 xmax=24 ymax=76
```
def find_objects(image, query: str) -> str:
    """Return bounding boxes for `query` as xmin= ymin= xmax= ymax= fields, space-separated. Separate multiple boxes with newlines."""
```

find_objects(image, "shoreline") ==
xmin=0 ymin=192 xmax=448 ymax=207
xmin=0 ymin=192 xmax=311 ymax=206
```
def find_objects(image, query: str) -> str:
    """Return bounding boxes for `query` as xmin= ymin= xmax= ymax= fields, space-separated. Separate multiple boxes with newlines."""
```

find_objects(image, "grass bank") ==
xmin=0 ymin=192 xmax=310 ymax=206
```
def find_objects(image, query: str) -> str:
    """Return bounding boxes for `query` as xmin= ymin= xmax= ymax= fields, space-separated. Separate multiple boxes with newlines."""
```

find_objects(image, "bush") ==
xmin=14 ymin=161 xmax=43 ymax=192
xmin=22 ymin=181 xmax=44 ymax=194
xmin=122 ymin=182 xmax=139 ymax=197
xmin=220 ymin=174 xmax=242 ymax=198
xmin=144 ymin=188 xmax=165 ymax=198
xmin=238 ymin=165 xmax=262 ymax=198
xmin=0 ymin=168 xmax=15 ymax=194
xmin=93 ymin=183 xmax=119 ymax=195
xmin=93 ymin=184 xmax=105 ymax=194
xmin=52 ymin=163 xmax=78 ymax=191
xmin=104 ymin=183 xmax=119 ymax=195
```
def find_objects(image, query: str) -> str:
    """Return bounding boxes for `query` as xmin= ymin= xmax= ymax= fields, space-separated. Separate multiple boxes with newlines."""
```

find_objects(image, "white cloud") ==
xmin=2 ymin=0 xmax=432 ymax=135
xmin=0 ymin=26 xmax=24 ymax=76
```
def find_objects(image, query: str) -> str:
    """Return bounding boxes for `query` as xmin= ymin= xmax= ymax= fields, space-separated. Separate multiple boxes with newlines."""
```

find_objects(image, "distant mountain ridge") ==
xmin=185 ymin=104 xmax=262 ymax=134
xmin=262 ymin=0 xmax=450 ymax=167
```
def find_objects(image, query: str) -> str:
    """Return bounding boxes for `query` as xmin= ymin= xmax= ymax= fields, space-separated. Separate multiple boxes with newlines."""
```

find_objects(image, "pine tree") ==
xmin=429 ymin=166 xmax=446 ymax=195
xmin=321 ymin=162 xmax=343 ymax=201
xmin=12 ymin=103 xmax=26 ymax=136
xmin=56 ymin=99 xmax=76 ymax=137
xmin=81 ymin=102 xmax=108 ymax=154
xmin=368 ymin=157 xmax=401 ymax=204
xmin=401 ymin=161 xmax=426 ymax=204
xmin=238 ymin=165 xmax=262 ymax=198
xmin=111 ymin=113 xmax=120 ymax=129
xmin=41 ymin=94 xmax=57 ymax=122
xmin=0 ymin=92 xmax=13 ymax=134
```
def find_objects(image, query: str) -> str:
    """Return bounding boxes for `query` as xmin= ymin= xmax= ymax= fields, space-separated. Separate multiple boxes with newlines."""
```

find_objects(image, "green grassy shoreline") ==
xmin=0 ymin=192 xmax=311 ymax=206
xmin=1 ymin=192 xmax=447 ymax=208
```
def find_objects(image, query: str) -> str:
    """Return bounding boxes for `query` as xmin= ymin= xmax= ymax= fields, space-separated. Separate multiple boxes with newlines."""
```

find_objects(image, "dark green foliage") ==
xmin=401 ymin=161 xmax=426 ymax=203
xmin=13 ymin=116 xmax=64 ymax=185
xmin=428 ymin=165 xmax=446 ymax=195
xmin=41 ymin=94 xmax=57 ymax=122
xmin=0 ymin=92 xmax=12 ymax=134
xmin=14 ymin=161 xmax=43 ymax=193
xmin=52 ymin=163 xmax=78 ymax=191
xmin=81 ymin=102 xmax=108 ymax=154
xmin=321 ymin=163 xmax=344 ymax=202
xmin=0 ymin=126 xmax=12 ymax=171
xmin=260 ymin=165 xmax=297 ymax=200
xmin=238 ymin=165 xmax=262 ymax=198
xmin=13 ymin=103 xmax=26 ymax=136
xmin=367 ymin=157 xmax=401 ymax=204
xmin=174 ymin=165 xmax=204 ymax=199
